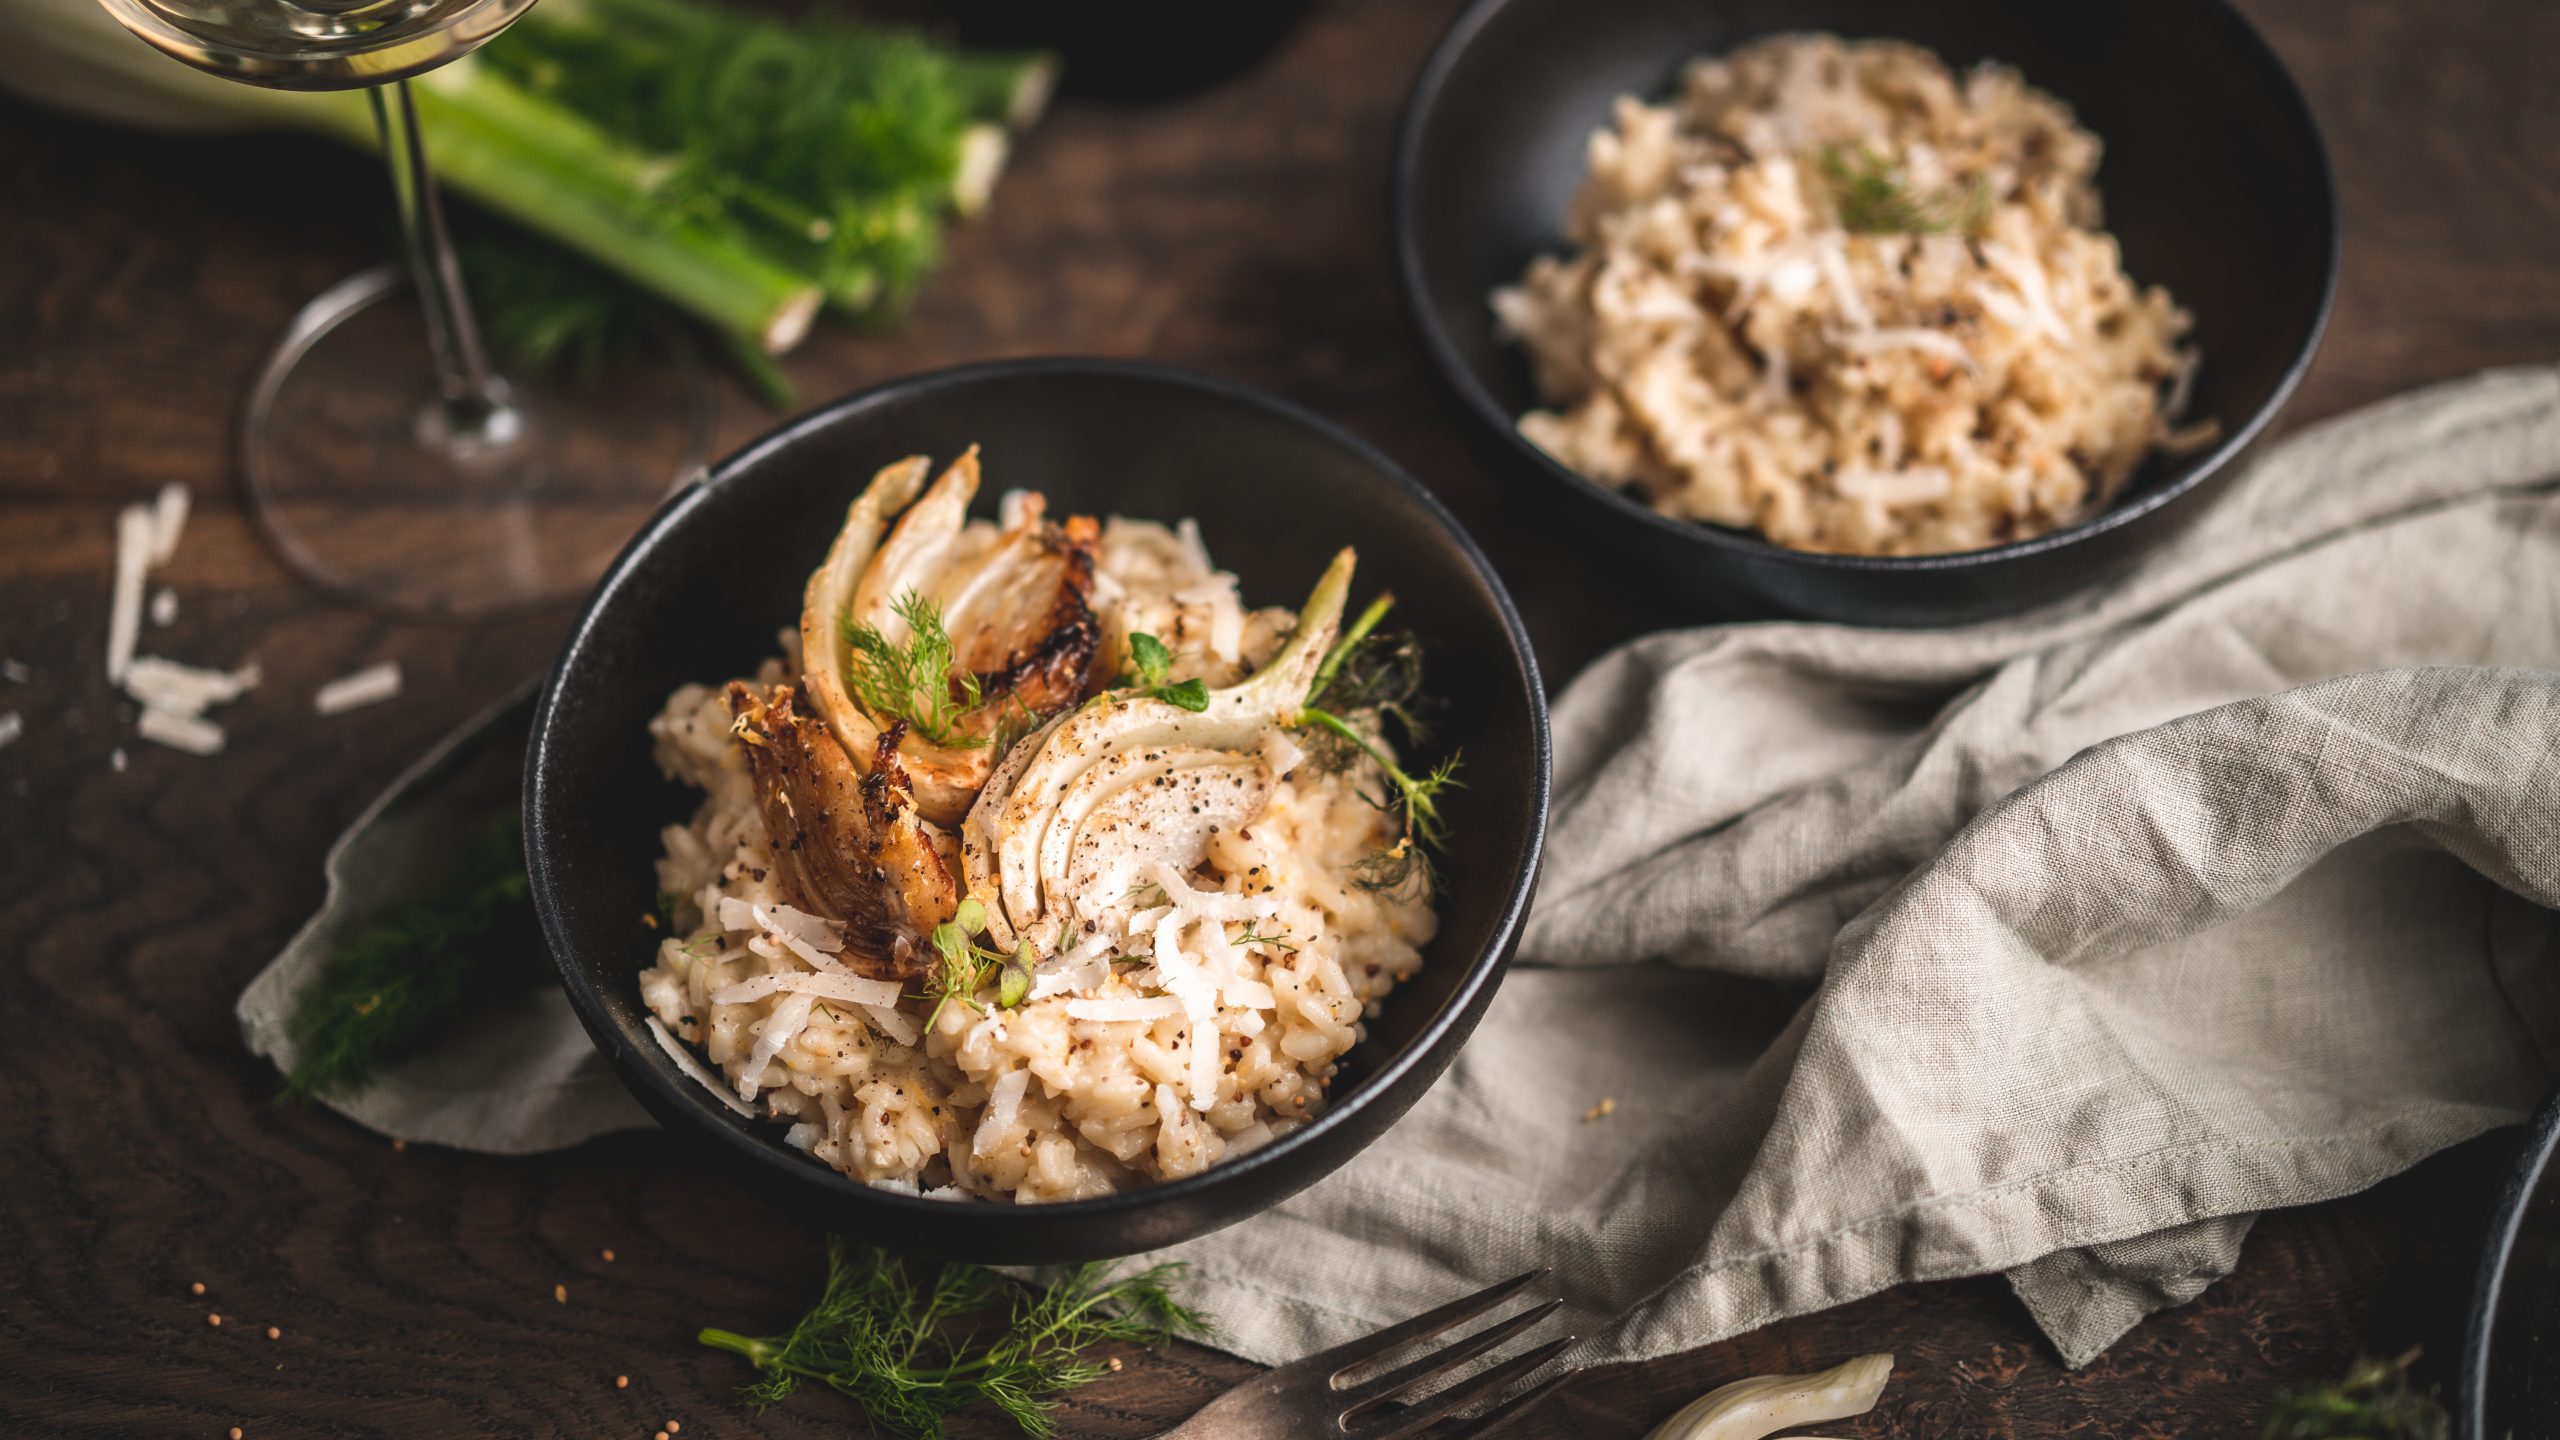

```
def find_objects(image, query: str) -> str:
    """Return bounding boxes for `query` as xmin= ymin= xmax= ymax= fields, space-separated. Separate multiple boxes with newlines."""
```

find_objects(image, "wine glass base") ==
xmin=242 ymin=266 xmax=714 ymax=619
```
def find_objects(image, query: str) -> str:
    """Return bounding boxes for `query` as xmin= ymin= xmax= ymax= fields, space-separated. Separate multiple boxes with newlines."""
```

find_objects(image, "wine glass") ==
xmin=95 ymin=0 xmax=713 ymax=617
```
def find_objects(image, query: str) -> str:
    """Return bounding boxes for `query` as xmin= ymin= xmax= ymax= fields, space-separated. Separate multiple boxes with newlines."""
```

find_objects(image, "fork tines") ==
xmin=1308 ymin=1267 xmax=1582 ymax=1438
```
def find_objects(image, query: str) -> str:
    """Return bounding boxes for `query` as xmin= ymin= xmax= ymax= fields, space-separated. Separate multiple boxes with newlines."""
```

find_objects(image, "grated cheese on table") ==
xmin=148 ymin=483 xmax=190 ymax=565
xmin=124 ymin=657 xmax=260 ymax=718
xmin=313 ymin=661 xmax=403 ymax=716
xmin=106 ymin=504 xmax=153 ymax=685
xmin=137 ymin=706 xmax=224 ymax=756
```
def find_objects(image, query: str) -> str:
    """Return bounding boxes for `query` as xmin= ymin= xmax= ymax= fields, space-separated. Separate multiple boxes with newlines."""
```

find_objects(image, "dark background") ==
xmin=5 ymin=0 xmax=2558 ymax=1434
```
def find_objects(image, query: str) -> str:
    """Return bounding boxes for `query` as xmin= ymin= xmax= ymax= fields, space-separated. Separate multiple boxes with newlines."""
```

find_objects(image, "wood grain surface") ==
xmin=4 ymin=1 xmax=2557 ymax=1435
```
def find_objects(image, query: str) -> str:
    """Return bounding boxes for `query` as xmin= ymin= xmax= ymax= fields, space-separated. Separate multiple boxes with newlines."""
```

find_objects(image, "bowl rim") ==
xmin=2462 ymin=1081 xmax=2560 ymax=1439
xmin=525 ymin=355 xmax=1553 ymax=1227
xmin=1390 ymin=0 xmax=2341 ymax=575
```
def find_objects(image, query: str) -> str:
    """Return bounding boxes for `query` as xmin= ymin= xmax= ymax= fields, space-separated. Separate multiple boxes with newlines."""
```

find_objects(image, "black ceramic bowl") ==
xmin=1395 ymin=0 xmax=2338 ymax=626
xmin=2463 ymin=1085 xmax=2560 ymax=1440
xmin=526 ymin=359 xmax=1548 ymax=1263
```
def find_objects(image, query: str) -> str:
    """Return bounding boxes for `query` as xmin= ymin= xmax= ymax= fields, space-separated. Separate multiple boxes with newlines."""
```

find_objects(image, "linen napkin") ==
xmin=238 ymin=366 xmax=2560 ymax=1369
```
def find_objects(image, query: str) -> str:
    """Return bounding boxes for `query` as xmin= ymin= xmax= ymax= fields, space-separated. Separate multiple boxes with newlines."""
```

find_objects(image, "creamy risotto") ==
xmin=639 ymin=450 xmax=1437 ymax=1203
xmin=1494 ymin=34 xmax=2211 ymax=557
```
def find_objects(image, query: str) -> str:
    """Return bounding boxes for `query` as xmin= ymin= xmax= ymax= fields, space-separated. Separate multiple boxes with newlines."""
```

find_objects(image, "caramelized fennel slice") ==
xmin=961 ymin=547 xmax=1356 ymax=950
xmin=813 ymin=447 xmax=1105 ymax=826
xmin=726 ymin=681 xmax=958 ymax=980
xmin=799 ymin=455 xmax=933 ymax=779
xmin=849 ymin=446 xmax=981 ymax=637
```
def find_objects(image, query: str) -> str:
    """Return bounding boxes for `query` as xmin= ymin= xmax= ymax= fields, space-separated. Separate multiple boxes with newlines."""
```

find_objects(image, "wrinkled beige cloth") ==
xmin=239 ymin=368 xmax=2560 ymax=1369
xmin=1140 ymin=367 xmax=2560 ymax=1368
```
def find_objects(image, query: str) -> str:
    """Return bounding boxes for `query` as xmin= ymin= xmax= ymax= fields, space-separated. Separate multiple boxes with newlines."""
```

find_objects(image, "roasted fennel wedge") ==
xmin=960 ymin=548 xmax=1357 ymax=951
xmin=801 ymin=448 xmax=1103 ymax=825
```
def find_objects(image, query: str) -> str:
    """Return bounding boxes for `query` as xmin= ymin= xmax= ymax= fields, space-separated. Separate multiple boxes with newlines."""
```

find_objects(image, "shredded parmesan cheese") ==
xmin=124 ymin=657 xmax=260 ymax=717
xmin=711 ymin=971 xmax=902 ymax=1009
xmin=106 ymin=504 xmax=153 ymax=685
xmin=1835 ymin=467 xmax=1954 ymax=505
xmin=314 ymin=662 xmax=403 ymax=716
xmin=860 ymin=1004 xmax=920 ymax=1046
xmin=137 ymin=706 xmax=224 ymax=755
xmin=751 ymin=902 xmax=843 ymax=953
xmin=737 ymin=992 xmax=815 ymax=1101
xmin=647 ymin=1017 xmax=754 ymax=1117
xmin=974 ymin=1069 xmax=1030 ymax=1156
xmin=149 ymin=483 xmax=191 ymax=565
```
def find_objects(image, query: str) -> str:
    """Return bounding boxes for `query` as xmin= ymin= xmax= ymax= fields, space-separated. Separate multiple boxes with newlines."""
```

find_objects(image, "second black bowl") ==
xmin=525 ymin=359 xmax=1548 ymax=1262
xmin=1395 ymin=0 xmax=2338 ymax=626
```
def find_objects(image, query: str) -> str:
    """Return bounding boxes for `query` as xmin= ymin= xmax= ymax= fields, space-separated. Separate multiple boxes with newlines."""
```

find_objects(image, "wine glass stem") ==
xmin=368 ymin=78 xmax=506 ymax=428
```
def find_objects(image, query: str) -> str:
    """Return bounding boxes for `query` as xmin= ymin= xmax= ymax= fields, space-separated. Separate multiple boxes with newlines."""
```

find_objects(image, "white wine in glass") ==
xmin=97 ymin=0 xmax=712 ymax=617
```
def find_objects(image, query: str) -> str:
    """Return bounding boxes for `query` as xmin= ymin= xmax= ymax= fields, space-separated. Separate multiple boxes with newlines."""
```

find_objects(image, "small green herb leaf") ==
xmin=1112 ymin=632 xmax=1209 ymax=711
xmin=1127 ymin=631 xmax=1173 ymax=687
xmin=842 ymin=590 xmax=988 ymax=748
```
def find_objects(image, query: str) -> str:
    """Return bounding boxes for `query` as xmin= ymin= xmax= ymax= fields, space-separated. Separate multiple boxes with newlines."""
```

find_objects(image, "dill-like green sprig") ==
xmin=1817 ymin=143 xmax=1994 ymax=236
xmin=1292 ymin=594 xmax=1462 ymax=897
xmin=2259 ymin=1351 xmax=2448 ymax=1440
xmin=843 ymin=590 xmax=988 ymax=749
xmin=281 ymin=811 xmax=542 ymax=1101
xmin=699 ymin=1236 xmax=1211 ymax=1438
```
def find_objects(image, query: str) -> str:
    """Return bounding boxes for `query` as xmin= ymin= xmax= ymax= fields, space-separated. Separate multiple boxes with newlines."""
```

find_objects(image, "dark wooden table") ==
xmin=5 ymin=1 xmax=2556 ymax=1435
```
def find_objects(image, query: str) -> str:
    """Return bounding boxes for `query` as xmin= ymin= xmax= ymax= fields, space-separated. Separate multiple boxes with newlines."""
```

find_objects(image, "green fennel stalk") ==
xmin=0 ymin=0 xmax=1055 ymax=371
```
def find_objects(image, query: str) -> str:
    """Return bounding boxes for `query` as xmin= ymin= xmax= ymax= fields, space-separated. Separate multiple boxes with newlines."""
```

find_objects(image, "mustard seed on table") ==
xmin=554 ymin=1284 xmax=568 ymax=1303
xmin=207 ymin=1314 xmax=221 ymax=1327
xmin=266 ymin=1327 xmax=281 ymax=1340
xmin=615 ymin=1375 xmax=629 ymax=1389
xmin=601 ymin=1248 xmax=616 ymax=1263
xmin=189 ymin=1282 xmax=206 ymax=1296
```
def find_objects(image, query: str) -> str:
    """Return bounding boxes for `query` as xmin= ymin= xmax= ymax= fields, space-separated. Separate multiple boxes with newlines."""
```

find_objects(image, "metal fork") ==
xmin=1151 ymin=1268 xmax=1582 ymax=1439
